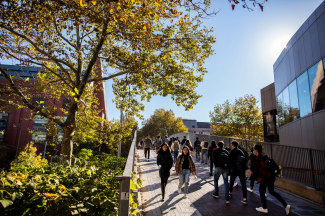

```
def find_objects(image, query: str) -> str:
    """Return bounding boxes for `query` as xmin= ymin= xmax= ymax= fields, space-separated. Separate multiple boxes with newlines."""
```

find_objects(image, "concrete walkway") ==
xmin=137 ymin=149 xmax=324 ymax=216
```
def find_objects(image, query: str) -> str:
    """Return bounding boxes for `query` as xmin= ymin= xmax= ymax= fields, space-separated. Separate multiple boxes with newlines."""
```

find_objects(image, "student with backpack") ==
xmin=254 ymin=145 xmax=291 ymax=215
xmin=171 ymin=138 xmax=180 ymax=165
xmin=143 ymin=135 xmax=152 ymax=162
xmin=200 ymin=138 xmax=208 ymax=164
xmin=228 ymin=140 xmax=249 ymax=204
xmin=212 ymin=141 xmax=230 ymax=203
xmin=194 ymin=137 xmax=201 ymax=161
xmin=155 ymin=136 xmax=163 ymax=151
xmin=208 ymin=141 xmax=217 ymax=176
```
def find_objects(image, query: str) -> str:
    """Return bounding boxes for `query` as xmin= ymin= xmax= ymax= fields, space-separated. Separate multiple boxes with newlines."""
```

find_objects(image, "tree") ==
xmin=138 ymin=109 xmax=187 ymax=140
xmin=0 ymin=0 xmax=268 ymax=162
xmin=209 ymin=94 xmax=263 ymax=141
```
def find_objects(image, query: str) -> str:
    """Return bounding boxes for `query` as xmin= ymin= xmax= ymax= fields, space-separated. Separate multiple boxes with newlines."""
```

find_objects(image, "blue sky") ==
xmin=105 ymin=0 xmax=324 ymax=124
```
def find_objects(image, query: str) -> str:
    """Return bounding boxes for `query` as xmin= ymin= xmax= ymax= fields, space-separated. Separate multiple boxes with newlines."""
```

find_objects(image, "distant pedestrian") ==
xmin=212 ymin=141 xmax=230 ymax=203
xmin=194 ymin=137 xmax=201 ymax=161
xmin=163 ymin=135 xmax=169 ymax=145
xmin=254 ymin=145 xmax=291 ymax=215
xmin=248 ymin=146 xmax=258 ymax=193
xmin=144 ymin=135 xmax=152 ymax=162
xmin=157 ymin=143 xmax=173 ymax=202
xmin=140 ymin=139 xmax=144 ymax=147
xmin=201 ymin=138 xmax=208 ymax=164
xmin=184 ymin=139 xmax=193 ymax=151
xmin=181 ymin=136 xmax=187 ymax=147
xmin=175 ymin=145 xmax=196 ymax=198
xmin=138 ymin=142 xmax=141 ymax=150
xmin=155 ymin=136 xmax=163 ymax=151
xmin=208 ymin=140 xmax=217 ymax=176
xmin=168 ymin=137 xmax=173 ymax=148
xmin=171 ymin=138 xmax=180 ymax=165
xmin=228 ymin=141 xmax=249 ymax=204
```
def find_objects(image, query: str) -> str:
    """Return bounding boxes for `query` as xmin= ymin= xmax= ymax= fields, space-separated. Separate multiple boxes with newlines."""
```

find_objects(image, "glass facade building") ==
xmin=267 ymin=1 xmax=325 ymax=150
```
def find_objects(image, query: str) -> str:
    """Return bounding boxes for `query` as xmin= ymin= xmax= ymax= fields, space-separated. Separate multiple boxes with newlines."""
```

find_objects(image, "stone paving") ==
xmin=138 ymin=149 xmax=325 ymax=216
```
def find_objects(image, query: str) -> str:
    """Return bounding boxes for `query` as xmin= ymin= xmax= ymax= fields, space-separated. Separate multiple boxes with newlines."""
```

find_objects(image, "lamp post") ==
xmin=15 ymin=124 xmax=22 ymax=161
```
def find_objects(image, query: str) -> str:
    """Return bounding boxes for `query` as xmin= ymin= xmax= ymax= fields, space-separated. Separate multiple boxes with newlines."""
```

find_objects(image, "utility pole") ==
xmin=118 ymin=110 xmax=123 ymax=157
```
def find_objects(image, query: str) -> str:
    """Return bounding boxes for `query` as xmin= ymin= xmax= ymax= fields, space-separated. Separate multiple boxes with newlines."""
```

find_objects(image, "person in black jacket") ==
xmin=157 ymin=143 xmax=173 ymax=202
xmin=228 ymin=141 xmax=248 ymax=205
xmin=212 ymin=141 xmax=230 ymax=203
xmin=208 ymin=141 xmax=217 ymax=176
xmin=248 ymin=146 xmax=258 ymax=193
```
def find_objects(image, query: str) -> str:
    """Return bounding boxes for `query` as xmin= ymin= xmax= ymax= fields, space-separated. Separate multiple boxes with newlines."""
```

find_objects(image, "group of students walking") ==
xmin=139 ymin=136 xmax=292 ymax=215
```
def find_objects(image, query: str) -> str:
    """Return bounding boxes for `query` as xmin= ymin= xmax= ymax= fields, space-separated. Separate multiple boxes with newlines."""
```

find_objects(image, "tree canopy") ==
xmin=138 ymin=109 xmax=187 ymax=140
xmin=209 ymin=94 xmax=263 ymax=141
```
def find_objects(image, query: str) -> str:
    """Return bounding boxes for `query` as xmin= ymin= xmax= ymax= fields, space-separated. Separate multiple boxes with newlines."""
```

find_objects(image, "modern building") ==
xmin=0 ymin=59 xmax=108 ymax=155
xmin=181 ymin=119 xmax=211 ymax=135
xmin=261 ymin=1 xmax=325 ymax=150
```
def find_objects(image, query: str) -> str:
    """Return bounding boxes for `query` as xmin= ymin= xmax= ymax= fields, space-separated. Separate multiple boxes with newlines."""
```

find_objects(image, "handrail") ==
xmin=116 ymin=130 xmax=137 ymax=216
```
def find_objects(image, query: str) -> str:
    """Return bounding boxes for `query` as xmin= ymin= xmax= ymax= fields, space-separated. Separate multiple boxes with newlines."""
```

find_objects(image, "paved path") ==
xmin=138 ymin=149 xmax=325 ymax=216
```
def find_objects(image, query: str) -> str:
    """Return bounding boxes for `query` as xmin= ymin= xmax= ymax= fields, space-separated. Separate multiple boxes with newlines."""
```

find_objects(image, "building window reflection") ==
xmin=276 ymin=93 xmax=285 ymax=127
xmin=288 ymin=80 xmax=300 ymax=121
xmin=297 ymin=71 xmax=312 ymax=118
xmin=282 ymin=87 xmax=290 ymax=124
xmin=308 ymin=60 xmax=325 ymax=113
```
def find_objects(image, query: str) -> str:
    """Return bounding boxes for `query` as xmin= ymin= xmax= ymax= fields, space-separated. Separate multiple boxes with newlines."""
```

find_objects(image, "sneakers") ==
xmin=256 ymin=207 xmax=268 ymax=213
xmin=147 ymin=159 xmax=149 ymax=162
xmin=285 ymin=205 xmax=291 ymax=215
xmin=265 ymin=193 xmax=267 ymax=198
xmin=161 ymin=198 xmax=164 ymax=202
xmin=178 ymin=188 xmax=181 ymax=194
xmin=228 ymin=193 xmax=232 ymax=198
xmin=233 ymin=182 xmax=238 ymax=187
xmin=209 ymin=172 xmax=213 ymax=176
xmin=241 ymin=200 xmax=247 ymax=205
xmin=184 ymin=193 xmax=187 ymax=198
xmin=225 ymin=199 xmax=230 ymax=204
xmin=247 ymin=188 xmax=253 ymax=193
xmin=201 ymin=161 xmax=204 ymax=163
xmin=212 ymin=193 xmax=219 ymax=198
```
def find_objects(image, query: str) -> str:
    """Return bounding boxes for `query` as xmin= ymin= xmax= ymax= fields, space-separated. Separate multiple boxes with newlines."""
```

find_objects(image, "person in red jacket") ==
xmin=254 ymin=145 xmax=291 ymax=215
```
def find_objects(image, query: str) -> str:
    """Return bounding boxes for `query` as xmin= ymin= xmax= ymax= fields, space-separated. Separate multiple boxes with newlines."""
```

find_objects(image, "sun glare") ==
xmin=269 ymin=34 xmax=291 ymax=61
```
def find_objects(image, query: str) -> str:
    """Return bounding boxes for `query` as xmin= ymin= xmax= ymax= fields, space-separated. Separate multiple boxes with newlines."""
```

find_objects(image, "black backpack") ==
xmin=236 ymin=148 xmax=249 ymax=170
xmin=263 ymin=155 xmax=280 ymax=177
xmin=218 ymin=150 xmax=229 ymax=169
xmin=204 ymin=142 xmax=208 ymax=148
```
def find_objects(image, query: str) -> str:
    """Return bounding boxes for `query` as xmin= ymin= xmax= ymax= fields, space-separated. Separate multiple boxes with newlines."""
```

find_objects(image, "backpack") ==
xmin=173 ymin=142 xmax=179 ymax=151
xmin=236 ymin=148 xmax=248 ymax=170
xmin=156 ymin=139 xmax=162 ymax=146
xmin=218 ymin=150 xmax=229 ymax=169
xmin=263 ymin=155 xmax=280 ymax=177
xmin=204 ymin=142 xmax=208 ymax=148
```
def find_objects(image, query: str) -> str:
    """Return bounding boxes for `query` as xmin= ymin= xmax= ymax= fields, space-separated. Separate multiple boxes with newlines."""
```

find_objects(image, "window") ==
xmin=62 ymin=98 xmax=71 ymax=110
xmin=297 ymin=71 xmax=312 ymax=117
xmin=0 ymin=113 xmax=8 ymax=142
xmin=33 ymin=97 xmax=46 ymax=107
xmin=282 ymin=87 xmax=290 ymax=124
xmin=288 ymin=80 xmax=300 ymax=121
xmin=276 ymin=93 xmax=285 ymax=127
xmin=31 ymin=129 xmax=47 ymax=144
xmin=308 ymin=60 xmax=325 ymax=113
xmin=33 ymin=115 xmax=48 ymax=129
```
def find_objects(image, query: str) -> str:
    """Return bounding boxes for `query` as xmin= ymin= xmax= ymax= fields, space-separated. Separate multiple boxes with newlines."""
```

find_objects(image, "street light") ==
xmin=159 ymin=128 xmax=168 ymax=137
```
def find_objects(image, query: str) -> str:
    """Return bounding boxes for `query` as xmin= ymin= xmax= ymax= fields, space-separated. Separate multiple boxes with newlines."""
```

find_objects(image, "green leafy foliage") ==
xmin=0 ymin=152 xmax=126 ymax=215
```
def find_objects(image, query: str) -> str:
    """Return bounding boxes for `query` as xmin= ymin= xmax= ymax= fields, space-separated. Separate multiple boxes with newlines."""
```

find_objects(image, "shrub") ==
xmin=0 ymin=151 xmax=126 ymax=215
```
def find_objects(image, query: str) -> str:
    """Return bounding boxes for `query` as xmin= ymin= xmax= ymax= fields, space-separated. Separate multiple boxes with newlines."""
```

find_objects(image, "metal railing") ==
xmin=116 ymin=130 xmax=137 ymax=216
xmin=170 ymin=132 xmax=325 ymax=190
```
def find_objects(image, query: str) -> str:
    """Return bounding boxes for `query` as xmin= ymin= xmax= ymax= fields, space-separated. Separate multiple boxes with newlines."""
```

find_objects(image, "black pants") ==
xmin=210 ymin=159 xmax=213 ymax=174
xmin=195 ymin=147 xmax=201 ymax=160
xmin=250 ymin=178 xmax=255 ymax=189
xmin=160 ymin=176 xmax=168 ymax=198
xmin=229 ymin=170 xmax=247 ymax=199
xmin=145 ymin=148 xmax=150 ymax=159
xmin=259 ymin=181 xmax=287 ymax=209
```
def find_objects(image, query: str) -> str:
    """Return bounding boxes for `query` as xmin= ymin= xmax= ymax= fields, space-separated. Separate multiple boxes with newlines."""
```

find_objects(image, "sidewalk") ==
xmin=138 ymin=149 xmax=323 ymax=216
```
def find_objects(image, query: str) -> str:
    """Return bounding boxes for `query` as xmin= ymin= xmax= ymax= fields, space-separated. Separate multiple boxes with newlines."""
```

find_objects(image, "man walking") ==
xmin=181 ymin=136 xmax=187 ymax=147
xmin=144 ymin=135 xmax=152 ymax=162
xmin=163 ymin=135 xmax=169 ymax=145
xmin=228 ymin=140 xmax=248 ymax=204
xmin=194 ymin=137 xmax=201 ymax=161
xmin=200 ymin=138 xmax=208 ymax=164
xmin=212 ymin=141 xmax=230 ymax=203
xmin=254 ymin=145 xmax=291 ymax=215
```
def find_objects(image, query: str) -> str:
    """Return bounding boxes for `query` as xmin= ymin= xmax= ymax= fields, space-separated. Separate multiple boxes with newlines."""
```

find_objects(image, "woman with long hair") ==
xmin=175 ymin=145 xmax=196 ymax=198
xmin=157 ymin=143 xmax=173 ymax=201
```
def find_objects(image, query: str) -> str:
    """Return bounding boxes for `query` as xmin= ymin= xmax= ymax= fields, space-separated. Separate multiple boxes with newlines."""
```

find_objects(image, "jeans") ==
xmin=229 ymin=169 xmax=247 ymax=199
xmin=214 ymin=167 xmax=229 ymax=199
xmin=145 ymin=148 xmax=150 ymax=159
xmin=178 ymin=169 xmax=190 ymax=193
xmin=259 ymin=181 xmax=287 ymax=209
xmin=173 ymin=151 xmax=179 ymax=164
xmin=201 ymin=149 xmax=208 ymax=163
